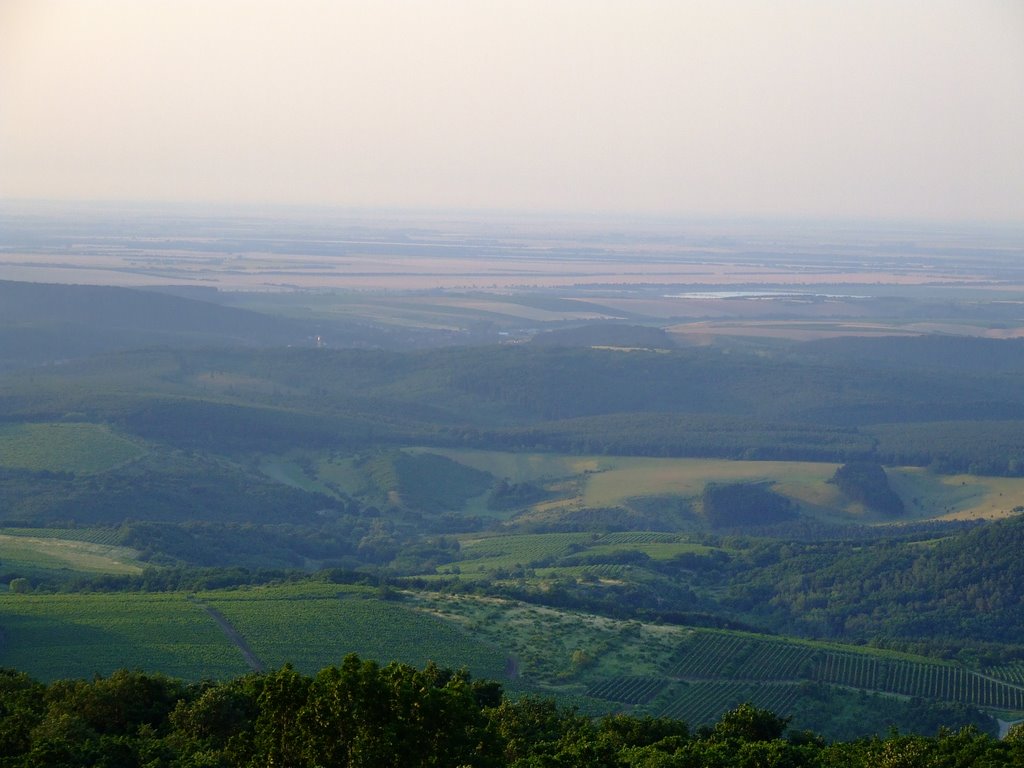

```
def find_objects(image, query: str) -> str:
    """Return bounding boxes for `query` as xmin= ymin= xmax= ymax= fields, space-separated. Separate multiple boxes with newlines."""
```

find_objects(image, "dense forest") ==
xmin=4 ymin=340 xmax=1024 ymax=472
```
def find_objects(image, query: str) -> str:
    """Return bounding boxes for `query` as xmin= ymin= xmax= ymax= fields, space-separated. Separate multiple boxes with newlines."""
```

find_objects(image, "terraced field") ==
xmin=656 ymin=681 xmax=803 ymax=726
xmin=645 ymin=631 xmax=1024 ymax=721
xmin=410 ymin=592 xmax=1024 ymax=725
xmin=987 ymin=661 xmax=1024 ymax=687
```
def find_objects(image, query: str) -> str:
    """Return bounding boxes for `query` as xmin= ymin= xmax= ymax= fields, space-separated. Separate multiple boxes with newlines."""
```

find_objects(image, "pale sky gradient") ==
xmin=2 ymin=0 xmax=1022 ymax=221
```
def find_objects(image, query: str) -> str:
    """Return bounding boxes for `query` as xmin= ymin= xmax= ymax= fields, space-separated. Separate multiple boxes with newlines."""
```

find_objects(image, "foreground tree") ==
xmin=0 ymin=663 xmax=1021 ymax=767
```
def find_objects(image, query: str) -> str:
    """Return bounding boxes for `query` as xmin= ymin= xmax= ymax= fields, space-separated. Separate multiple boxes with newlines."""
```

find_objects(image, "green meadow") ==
xmin=0 ymin=532 xmax=142 ymax=577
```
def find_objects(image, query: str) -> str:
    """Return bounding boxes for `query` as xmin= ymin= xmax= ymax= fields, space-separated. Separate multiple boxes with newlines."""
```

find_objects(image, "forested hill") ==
xmin=0 ymin=281 xmax=330 ymax=371
xmin=724 ymin=513 xmax=1024 ymax=648
xmin=10 ymin=339 xmax=1024 ymax=422
xmin=799 ymin=335 xmax=1024 ymax=374
xmin=5 ymin=340 xmax=1024 ymax=472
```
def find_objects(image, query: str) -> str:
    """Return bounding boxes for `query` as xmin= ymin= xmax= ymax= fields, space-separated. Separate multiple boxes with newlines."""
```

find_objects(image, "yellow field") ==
xmin=420 ymin=449 xmax=1024 ymax=524
xmin=889 ymin=469 xmax=1024 ymax=521
xmin=579 ymin=458 xmax=835 ymax=506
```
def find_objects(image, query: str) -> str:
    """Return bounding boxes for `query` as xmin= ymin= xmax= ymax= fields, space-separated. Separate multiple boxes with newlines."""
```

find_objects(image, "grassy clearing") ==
xmin=581 ymin=540 xmax=712 ymax=562
xmin=0 ymin=527 xmax=123 ymax=545
xmin=315 ymin=455 xmax=371 ymax=496
xmin=467 ymin=527 xmax=720 ymax=568
xmin=450 ymin=533 xmax=595 ymax=575
xmin=422 ymin=448 xmax=605 ymax=484
xmin=0 ymin=592 xmax=247 ymax=681
xmin=0 ymin=422 xmax=145 ymax=474
xmin=316 ymin=450 xmax=492 ymax=513
xmin=0 ymin=533 xmax=143 ymax=576
xmin=259 ymin=455 xmax=338 ymax=496
xmin=412 ymin=592 xmax=693 ymax=691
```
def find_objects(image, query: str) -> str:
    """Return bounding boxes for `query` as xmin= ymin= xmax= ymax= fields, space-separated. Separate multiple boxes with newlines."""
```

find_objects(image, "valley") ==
xmin=1 ymin=207 xmax=1023 ymax=742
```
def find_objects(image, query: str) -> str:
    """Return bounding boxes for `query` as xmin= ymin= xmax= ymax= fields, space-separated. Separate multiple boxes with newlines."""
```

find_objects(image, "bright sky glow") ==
xmin=2 ymin=0 xmax=1022 ymax=221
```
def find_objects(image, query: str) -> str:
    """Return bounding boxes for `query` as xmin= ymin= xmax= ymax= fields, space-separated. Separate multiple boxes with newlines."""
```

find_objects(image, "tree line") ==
xmin=1 ymin=657 xmax=1021 ymax=767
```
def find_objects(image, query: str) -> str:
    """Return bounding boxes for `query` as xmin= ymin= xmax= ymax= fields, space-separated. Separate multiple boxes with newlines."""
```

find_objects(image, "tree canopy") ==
xmin=0 ymin=659 xmax=1021 ymax=768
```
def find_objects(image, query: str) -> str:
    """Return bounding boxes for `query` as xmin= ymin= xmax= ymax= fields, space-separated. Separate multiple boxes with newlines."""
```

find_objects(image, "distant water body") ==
xmin=666 ymin=291 xmax=870 ymax=300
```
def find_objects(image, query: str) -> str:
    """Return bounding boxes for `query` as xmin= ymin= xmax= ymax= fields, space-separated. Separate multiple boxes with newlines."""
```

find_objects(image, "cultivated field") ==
xmin=2 ymin=578 xmax=1021 ymax=727
xmin=413 ymin=592 xmax=1024 ymax=723
xmin=0 ymin=422 xmax=145 ymax=473
xmin=0 ymin=592 xmax=248 ymax=680
xmin=200 ymin=582 xmax=508 ymax=681
xmin=449 ymin=532 xmax=596 ymax=575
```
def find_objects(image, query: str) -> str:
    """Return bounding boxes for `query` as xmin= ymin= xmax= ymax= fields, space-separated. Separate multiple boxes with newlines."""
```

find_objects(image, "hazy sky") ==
xmin=2 ymin=0 xmax=1022 ymax=222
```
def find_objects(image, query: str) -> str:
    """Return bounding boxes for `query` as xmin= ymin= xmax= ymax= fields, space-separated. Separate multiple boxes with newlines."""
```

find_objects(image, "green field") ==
xmin=447 ymin=531 xmax=715 ymax=579
xmin=2 ymin=579 xmax=1021 ymax=731
xmin=0 ymin=584 xmax=510 ymax=684
xmin=259 ymin=455 xmax=338 ymax=496
xmin=0 ymin=592 xmax=247 ymax=680
xmin=450 ymin=532 xmax=595 ymax=575
xmin=0 ymin=422 xmax=146 ymax=473
xmin=200 ymin=582 xmax=508 ymax=681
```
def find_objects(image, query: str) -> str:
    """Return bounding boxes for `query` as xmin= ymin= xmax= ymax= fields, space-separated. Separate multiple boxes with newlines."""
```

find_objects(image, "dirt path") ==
xmin=187 ymin=596 xmax=265 ymax=673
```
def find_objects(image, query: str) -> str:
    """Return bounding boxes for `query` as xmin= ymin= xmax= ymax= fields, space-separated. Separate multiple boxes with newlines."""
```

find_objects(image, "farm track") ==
xmin=187 ymin=596 xmax=265 ymax=673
